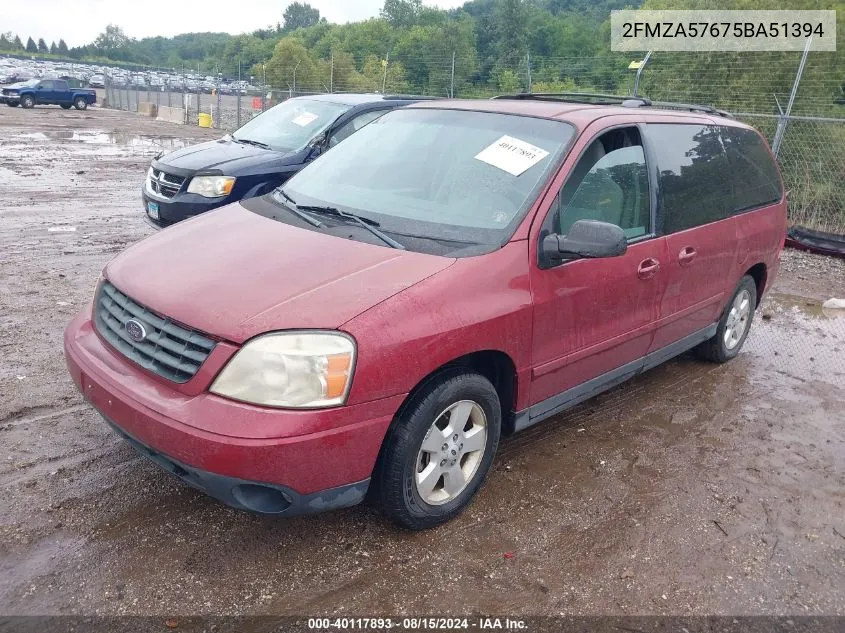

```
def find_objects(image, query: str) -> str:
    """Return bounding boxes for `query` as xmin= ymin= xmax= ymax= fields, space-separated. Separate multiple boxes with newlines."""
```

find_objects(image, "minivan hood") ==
xmin=156 ymin=137 xmax=300 ymax=174
xmin=105 ymin=203 xmax=455 ymax=343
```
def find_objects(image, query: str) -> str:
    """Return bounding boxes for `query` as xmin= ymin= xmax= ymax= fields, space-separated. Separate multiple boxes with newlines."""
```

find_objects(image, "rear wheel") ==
xmin=695 ymin=275 xmax=757 ymax=363
xmin=6 ymin=102 xmax=18 ymax=107
xmin=20 ymin=95 xmax=35 ymax=109
xmin=377 ymin=370 xmax=501 ymax=530
xmin=74 ymin=97 xmax=87 ymax=110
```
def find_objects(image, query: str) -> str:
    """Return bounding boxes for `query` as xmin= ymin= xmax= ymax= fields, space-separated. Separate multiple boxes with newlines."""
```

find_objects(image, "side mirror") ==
xmin=306 ymin=132 xmax=327 ymax=160
xmin=542 ymin=219 xmax=627 ymax=263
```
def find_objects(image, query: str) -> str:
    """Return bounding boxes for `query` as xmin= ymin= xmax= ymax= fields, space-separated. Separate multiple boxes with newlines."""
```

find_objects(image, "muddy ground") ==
xmin=0 ymin=104 xmax=844 ymax=618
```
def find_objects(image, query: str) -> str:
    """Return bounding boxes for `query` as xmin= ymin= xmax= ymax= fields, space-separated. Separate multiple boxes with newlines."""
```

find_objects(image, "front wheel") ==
xmin=696 ymin=275 xmax=757 ymax=363
xmin=20 ymin=95 xmax=35 ymax=109
xmin=377 ymin=370 xmax=501 ymax=530
xmin=74 ymin=97 xmax=88 ymax=110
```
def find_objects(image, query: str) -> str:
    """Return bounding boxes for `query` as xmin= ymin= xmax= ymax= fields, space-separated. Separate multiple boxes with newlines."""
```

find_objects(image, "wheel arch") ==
xmin=744 ymin=263 xmax=767 ymax=308
xmin=367 ymin=349 xmax=518 ymax=505
xmin=389 ymin=350 xmax=519 ymax=438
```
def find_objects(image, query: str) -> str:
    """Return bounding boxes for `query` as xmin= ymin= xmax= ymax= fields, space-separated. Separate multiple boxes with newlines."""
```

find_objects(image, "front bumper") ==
xmin=0 ymin=94 xmax=20 ymax=105
xmin=64 ymin=310 xmax=402 ymax=515
xmin=142 ymin=186 xmax=229 ymax=228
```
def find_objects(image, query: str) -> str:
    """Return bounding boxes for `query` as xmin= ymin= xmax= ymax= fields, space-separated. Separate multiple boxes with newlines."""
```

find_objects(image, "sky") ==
xmin=1 ymin=0 xmax=468 ymax=47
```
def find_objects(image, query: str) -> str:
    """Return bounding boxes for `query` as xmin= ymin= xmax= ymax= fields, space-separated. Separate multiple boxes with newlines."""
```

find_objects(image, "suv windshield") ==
xmin=274 ymin=108 xmax=574 ymax=256
xmin=232 ymin=98 xmax=350 ymax=153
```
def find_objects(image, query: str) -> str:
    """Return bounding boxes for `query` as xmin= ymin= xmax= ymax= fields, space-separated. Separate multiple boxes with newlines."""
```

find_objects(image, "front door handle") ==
xmin=638 ymin=258 xmax=660 ymax=280
xmin=679 ymin=246 xmax=697 ymax=266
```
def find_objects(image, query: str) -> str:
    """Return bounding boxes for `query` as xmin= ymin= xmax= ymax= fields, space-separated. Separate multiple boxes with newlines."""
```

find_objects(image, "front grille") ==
xmin=148 ymin=167 xmax=186 ymax=199
xmin=93 ymin=281 xmax=215 ymax=383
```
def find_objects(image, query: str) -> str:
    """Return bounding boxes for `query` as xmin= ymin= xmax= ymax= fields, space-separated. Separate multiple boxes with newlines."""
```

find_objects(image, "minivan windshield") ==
xmin=232 ymin=98 xmax=350 ymax=153
xmin=274 ymin=108 xmax=574 ymax=256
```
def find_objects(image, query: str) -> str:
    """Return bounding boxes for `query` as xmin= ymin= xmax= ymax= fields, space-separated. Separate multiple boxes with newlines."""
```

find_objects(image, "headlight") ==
xmin=210 ymin=332 xmax=356 ymax=408
xmin=187 ymin=175 xmax=236 ymax=198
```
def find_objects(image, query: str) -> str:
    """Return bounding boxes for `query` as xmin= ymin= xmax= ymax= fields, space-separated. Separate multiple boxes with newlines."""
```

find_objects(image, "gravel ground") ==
xmin=0 ymin=104 xmax=844 ymax=619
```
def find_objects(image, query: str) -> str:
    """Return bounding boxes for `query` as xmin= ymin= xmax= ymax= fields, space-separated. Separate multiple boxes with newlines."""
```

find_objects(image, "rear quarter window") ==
xmin=720 ymin=126 xmax=782 ymax=212
xmin=646 ymin=123 xmax=734 ymax=234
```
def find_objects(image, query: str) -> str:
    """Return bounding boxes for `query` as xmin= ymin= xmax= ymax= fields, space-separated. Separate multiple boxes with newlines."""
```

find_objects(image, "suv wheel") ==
xmin=696 ymin=275 xmax=757 ymax=363
xmin=377 ymin=370 xmax=501 ymax=530
xmin=60 ymin=104 xmax=72 ymax=109
xmin=21 ymin=95 xmax=35 ymax=109
xmin=74 ymin=97 xmax=88 ymax=110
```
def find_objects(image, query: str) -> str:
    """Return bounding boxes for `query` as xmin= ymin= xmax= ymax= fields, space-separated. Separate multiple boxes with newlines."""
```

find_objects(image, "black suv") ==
xmin=143 ymin=93 xmax=428 ymax=227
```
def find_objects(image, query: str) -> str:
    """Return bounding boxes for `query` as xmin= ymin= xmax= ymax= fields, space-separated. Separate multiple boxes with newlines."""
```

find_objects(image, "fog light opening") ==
xmin=231 ymin=483 xmax=292 ymax=514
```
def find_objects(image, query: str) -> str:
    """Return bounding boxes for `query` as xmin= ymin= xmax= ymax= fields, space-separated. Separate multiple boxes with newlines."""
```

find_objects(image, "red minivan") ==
xmin=65 ymin=96 xmax=786 ymax=529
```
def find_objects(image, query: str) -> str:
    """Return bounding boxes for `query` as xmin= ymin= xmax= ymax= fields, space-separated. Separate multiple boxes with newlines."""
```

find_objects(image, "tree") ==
xmin=57 ymin=39 xmax=68 ymax=54
xmin=13 ymin=35 xmax=23 ymax=50
xmin=26 ymin=37 xmax=37 ymax=53
xmin=495 ymin=0 xmax=529 ymax=70
xmin=0 ymin=32 xmax=11 ymax=50
xmin=50 ymin=41 xmax=58 ymax=55
xmin=283 ymin=2 xmax=321 ymax=32
xmin=94 ymin=24 xmax=131 ymax=59
xmin=263 ymin=37 xmax=322 ymax=92
xmin=381 ymin=0 xmax=423 ymax=28
xmin=37 ymin=38 xmax=49 ymax=53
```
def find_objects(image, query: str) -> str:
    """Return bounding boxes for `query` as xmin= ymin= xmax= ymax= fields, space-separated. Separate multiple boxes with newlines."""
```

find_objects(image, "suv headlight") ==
xmin=187 ymin=175 xmax=236 ymax=198
xmin=210 ymin=332 xmax=356 ymax=408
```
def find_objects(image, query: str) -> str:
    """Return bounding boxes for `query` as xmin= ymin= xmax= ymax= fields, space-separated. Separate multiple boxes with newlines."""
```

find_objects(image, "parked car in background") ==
xmin=1 ymin=78 xmax=97 ymax=109
xmin=88 ymin=74 xmax=106 ymax=88
xmin=142 ymin=93 xmax=431 ymax=227
xmin=67 ymin=95 xmax=786 ymax=529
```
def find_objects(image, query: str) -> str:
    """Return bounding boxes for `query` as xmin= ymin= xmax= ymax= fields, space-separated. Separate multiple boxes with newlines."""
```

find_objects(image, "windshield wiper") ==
xmin=273 ymin=189 xmax=323 ymax=228
xmin=296 ymin=204 xmax=405 ymax=250
xmin=234 ymin=137 xmax=271 ymax=149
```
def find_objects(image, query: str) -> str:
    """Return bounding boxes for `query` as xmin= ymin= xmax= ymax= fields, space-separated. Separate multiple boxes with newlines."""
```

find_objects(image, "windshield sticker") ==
xmin=474 ymin=135 xmax=550 ymax=176
xmin=292 ymin=112 xmax=319 ymax=127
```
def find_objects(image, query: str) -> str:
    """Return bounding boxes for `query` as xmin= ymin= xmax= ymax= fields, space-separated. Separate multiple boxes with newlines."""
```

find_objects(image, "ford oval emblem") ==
xmin=125 ymin=319 xmax=148 ymax=343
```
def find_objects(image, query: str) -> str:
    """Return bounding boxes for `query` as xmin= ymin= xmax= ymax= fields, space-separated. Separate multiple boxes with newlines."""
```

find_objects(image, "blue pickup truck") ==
xmin=1 ymin=79 xmax=97 ymax=110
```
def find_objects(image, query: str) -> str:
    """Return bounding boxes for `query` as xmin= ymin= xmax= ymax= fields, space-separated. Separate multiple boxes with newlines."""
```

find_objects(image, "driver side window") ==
xmin=550 ymin=128 xmax=651 ymax=240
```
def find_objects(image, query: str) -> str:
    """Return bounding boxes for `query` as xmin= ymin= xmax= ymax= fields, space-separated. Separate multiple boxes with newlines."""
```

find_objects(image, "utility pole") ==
xmin=450 ymin=50 xmax=456 ymax=98
xmin=330 ymin=52 xmax=334 ymax=93
xmin=292 ymin=59 xmax=300 ymax=97
xmin=382 ymin=53 xmax=389 ymax=93
xmin=526 ymin=51 xmax=532 ymax=93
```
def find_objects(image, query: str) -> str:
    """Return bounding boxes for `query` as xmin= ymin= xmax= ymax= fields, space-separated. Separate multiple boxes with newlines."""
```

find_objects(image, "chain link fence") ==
xmin=103 ymin=75 xmax=269 ymax=131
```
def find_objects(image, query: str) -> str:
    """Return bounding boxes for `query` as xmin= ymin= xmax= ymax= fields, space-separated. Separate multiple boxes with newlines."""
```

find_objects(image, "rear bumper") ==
xmin=64 ymin=310 xmax=401 ymax=515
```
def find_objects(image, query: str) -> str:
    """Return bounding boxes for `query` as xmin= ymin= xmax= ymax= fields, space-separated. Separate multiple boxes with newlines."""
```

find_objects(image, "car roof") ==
xmin=298 ymin=93 xmax=431 ymax=107
xmin=301 ymin=93 xmax=394 ymax=106
xmin=408 ymin=98 xmax=742 ymax=128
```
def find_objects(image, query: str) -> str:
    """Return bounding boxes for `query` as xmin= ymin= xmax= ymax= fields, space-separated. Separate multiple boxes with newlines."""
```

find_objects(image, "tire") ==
xmin=74 ymin=97 xmax=88 ymax=110
xmin=60 ymin=104 xmax=72 ymax=109
xmin=6 ymin=102 xmax=19 ymax=107
xmin=695 ymin=275 xmax=757 ymax=363
xmin=377 ymin=369 xmax=501 ymax=530
xmin=20 ymin=95 xmax=35 ymax=109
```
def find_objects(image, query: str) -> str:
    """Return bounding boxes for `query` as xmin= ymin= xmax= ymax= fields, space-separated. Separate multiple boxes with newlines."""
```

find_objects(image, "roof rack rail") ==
xmin=649 ymin=100 xmax=733 ymax=118
xmin=492 ymin=92 xmax=732 ymax=118
xmin=382 ymin=94 xmax=443 ymax=101
xmin=493 ymin=92 xmax=650 ymax=106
